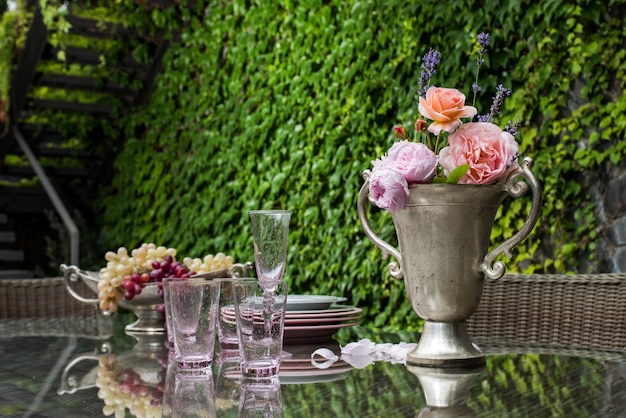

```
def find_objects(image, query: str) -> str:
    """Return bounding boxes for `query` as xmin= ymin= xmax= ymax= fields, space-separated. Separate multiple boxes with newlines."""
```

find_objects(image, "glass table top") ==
xmin=1 ymin=318 xmax=626 ymax=417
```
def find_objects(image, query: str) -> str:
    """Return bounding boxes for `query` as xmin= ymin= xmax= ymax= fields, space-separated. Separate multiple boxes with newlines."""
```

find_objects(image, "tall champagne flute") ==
xmin=249 ymin=210 xmax=292 ymax=336
xmin=249 ymin=210 xmax=292 ymax=290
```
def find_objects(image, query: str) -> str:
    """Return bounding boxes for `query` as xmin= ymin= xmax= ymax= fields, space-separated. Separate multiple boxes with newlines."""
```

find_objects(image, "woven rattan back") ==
xmin=0 ymin=277 xmax=96 ymax=319
xmin=467 ymin=273 xmax=626 ymax=352
xmin=0 ymin=277 xmax=112 ymax=337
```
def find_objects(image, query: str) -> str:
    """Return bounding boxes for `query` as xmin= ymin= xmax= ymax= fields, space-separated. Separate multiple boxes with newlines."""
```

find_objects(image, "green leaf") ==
xmin=446 ymin=164 xmax=469 ymax=184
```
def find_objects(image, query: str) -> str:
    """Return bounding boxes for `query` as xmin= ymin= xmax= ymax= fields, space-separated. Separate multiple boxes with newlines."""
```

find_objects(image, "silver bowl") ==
xmin=60 ymin=263 xmax=253 ymax=334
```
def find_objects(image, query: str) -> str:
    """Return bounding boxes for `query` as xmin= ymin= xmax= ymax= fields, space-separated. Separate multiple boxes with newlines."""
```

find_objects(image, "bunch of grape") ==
xmin=183 ymin=252 xmax=234 ymax=274
xmin=96 ymin=354 xmax=164 ymax=418
xmin=95 ymin=243 xmax=178 ymax=311
xmin=131 ymin=243 xmax=177 ymax=271
xmin=97 ymin=247 xmax=135 ymax=313
xmin=95 ymin=242 xmax=236 ymax=314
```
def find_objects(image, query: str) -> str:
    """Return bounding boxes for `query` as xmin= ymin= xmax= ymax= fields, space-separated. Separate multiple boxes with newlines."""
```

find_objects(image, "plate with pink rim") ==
xmin=285 ymin=312 xmax=362 ymax=326
xmin=285 ymin=306 xmax=362 ymax=318
xmin=283 ymin=320 xmax=361 ymax=343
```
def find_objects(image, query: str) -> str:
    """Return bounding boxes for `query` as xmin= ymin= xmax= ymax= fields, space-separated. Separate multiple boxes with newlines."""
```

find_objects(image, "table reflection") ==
xmin=163 ymin=366 xmax=216 ymax=418
xmin=408 ymin=365 xmax=482 ymax=418
xmin=215 ymin=355 xmax=241 ymax=412
xmin=4 ymin=321 xmax=626 ymax=417
xmin=58 ymin=333 xmax=169 ymax=417
xmin=57 ymin=334 xmax=310 ymax=417
xmin=239 ymin=377 xmax=282 ymax=418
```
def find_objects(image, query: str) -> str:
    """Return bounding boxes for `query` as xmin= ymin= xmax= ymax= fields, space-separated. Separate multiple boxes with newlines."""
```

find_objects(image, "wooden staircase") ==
xmin=0 ymin=1 xmax=183 ymax=276
xmin=0 ymin=212 xmax=34 ymax=278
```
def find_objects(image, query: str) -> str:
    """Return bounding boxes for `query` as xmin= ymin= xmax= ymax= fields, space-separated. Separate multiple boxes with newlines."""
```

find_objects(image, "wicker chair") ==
xmin=0 ymin=277 xmax=113 ymax=338
xmin=467 ymin=273 xmax=626 ymax=355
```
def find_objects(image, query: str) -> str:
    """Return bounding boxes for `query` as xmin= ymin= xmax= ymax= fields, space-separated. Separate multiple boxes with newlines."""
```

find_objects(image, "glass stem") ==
xmin=262 ymin=290 xmax=274 ymax=336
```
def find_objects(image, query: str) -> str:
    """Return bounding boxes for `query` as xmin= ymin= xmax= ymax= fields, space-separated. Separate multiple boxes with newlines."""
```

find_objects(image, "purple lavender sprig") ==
xmin=505 ymin=120 xmax=521 ymax=137
xmin=478 ymin=84 xmax=511 ymax=123
xmin=472 ymin=32 xmax=490 ymax=106
xmin=418 ymin=49 xmax=442 ymax=98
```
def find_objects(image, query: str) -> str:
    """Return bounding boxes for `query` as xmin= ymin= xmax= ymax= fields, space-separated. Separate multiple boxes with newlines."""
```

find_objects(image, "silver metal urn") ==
xmin=357 ymin=157 xmax=542 ymax=367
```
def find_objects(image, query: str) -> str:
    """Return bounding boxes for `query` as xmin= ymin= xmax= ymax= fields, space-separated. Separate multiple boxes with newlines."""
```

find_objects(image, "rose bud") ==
xmin=394 ymin=126 xmax=407 ymax=139
xmin=415 ymin=118 xmax=427 ymax=132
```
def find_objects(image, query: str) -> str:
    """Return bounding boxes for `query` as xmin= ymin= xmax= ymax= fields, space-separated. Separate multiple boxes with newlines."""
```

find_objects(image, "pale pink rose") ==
xmin=438 ymin=122 xmax=519 ymax=185
xmin=387 ymin=140 xmax=437 ymax=183
xmin=369 ymin=165 xmax=409 ymax=213
xmin=418 ymin=87 xmax=477 ymax=135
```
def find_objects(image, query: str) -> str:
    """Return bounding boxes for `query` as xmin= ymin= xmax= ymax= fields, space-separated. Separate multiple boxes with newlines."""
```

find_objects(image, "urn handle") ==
xmin=480 ymin=157 xmax=543 ymax=280
xmin=60 ymin=264 xmax=102 ymax=307
xmin=228 ymin=262 xmax=254 ymax=278
xmin=357 ymin=170 xmax=404 ymax=280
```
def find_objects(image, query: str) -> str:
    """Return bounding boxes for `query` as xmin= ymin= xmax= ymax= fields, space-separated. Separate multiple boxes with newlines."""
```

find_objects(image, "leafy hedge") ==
xmin=95 ymin=0 xmax=626 ymax=331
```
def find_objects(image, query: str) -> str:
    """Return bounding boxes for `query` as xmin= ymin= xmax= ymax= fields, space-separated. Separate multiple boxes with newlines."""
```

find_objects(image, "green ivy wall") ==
xmin=98 ymin=0 xmax=626 ymax=331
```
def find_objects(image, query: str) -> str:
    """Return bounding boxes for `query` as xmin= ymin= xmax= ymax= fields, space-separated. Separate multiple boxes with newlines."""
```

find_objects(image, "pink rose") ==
xmin=418 ymin=87 xmax=477 ymax=135
xmin=369 ymin=165 xmax=409 ymax=213
xmin=438 ymin=122 xmax=519 ymax=185
xmin=387 ymin=140 xmax=437 ymax=183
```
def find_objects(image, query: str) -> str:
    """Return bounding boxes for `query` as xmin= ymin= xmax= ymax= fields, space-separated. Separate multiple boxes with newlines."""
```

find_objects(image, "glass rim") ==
xmin=163 ymin=277 xmax=220 ymax=285
xmin=248 ymin=209 xmax=292 ymax=215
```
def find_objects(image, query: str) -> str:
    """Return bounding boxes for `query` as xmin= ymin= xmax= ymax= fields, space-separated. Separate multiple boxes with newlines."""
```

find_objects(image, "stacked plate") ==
xmin=220 ymin=295 xmax=362 ymax=344
xmin=283 ymin=295 xmax=362 ymax=344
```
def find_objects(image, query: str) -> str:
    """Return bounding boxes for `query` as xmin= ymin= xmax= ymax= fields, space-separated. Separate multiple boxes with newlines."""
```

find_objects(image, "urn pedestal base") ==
xmin=125 ymin=308 xmax=166 ymax=334
xmin=407 ymin=322 xmax=485 ymax=368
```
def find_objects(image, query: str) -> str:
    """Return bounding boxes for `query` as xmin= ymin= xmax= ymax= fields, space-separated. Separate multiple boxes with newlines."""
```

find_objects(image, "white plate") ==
xmin=286 ymin=295 xmax=347 ymax=311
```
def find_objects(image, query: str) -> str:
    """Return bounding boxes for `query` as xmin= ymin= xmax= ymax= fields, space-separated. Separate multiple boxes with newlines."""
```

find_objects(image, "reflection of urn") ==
xmin=408 ymin=365 xmax=483 ymax=418
xmin=358 ymin=158 xmax=542 ymax=367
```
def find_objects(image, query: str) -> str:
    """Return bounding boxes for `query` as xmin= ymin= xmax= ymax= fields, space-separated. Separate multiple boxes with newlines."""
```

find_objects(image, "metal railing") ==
xmin=12 ymin=126 xmax=79 ymax=265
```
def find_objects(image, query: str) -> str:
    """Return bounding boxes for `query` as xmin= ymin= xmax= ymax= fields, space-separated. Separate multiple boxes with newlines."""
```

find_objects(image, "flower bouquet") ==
xmin=368 ymin=33 xmax=521 ymax=213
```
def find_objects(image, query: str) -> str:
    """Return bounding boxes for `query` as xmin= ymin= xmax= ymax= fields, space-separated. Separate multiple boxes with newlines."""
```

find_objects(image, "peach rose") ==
xmin=438 ymin=122 xmax=519 ymax=185
xmin=418 ymin=87 xmax=477 ymax=135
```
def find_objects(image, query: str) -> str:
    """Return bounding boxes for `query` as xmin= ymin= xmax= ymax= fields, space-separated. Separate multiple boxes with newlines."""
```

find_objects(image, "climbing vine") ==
xmin=4 ymin=0 xmax=626 ymax=329
xmin=90 ymin=0 xmax=626 ymax=330
xmin=0 ymin=1 xmax=29 ymax=130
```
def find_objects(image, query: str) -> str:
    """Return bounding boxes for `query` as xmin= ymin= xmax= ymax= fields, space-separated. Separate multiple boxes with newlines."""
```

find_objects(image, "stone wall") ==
xmin=590 ymin=160 xmax=626 ymax=273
